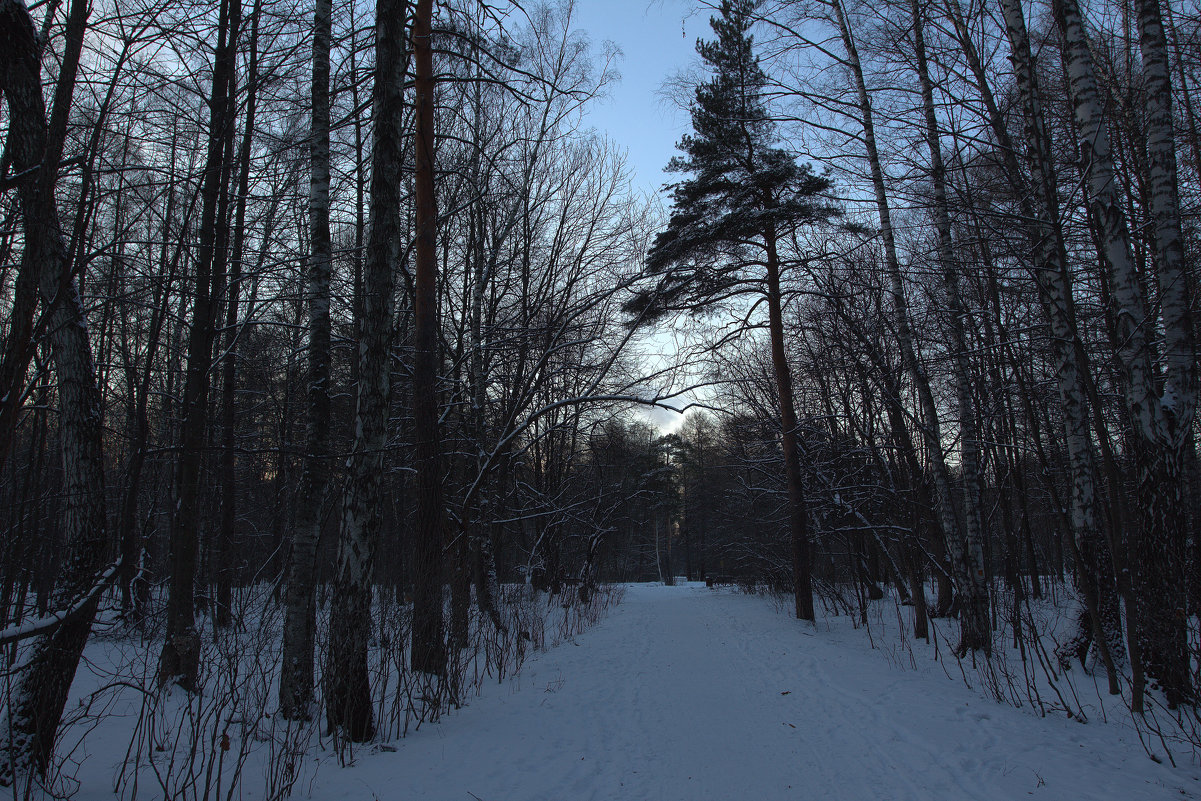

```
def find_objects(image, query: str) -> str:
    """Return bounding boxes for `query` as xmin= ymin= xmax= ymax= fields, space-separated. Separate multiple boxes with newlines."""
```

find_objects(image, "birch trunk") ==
xmin=909 ymin=0 xmax=990 ymax=654
xmin=0 ymin=0 xmax=109 ymax=780
xmin=1133 ymin=0 xmax=1196 ymax=707
xmin=280 ymin=0 xmax=332 ymax=720
xmin=1136 ymin=0 xmax=1195 ymax=435
xmin=996 ymin=0 xmax=1120 ymax=692
xmin=1055 ymin=0 xmax=1195 ymax=706
xmin=324 ymin=0 xmax=407 ymax=741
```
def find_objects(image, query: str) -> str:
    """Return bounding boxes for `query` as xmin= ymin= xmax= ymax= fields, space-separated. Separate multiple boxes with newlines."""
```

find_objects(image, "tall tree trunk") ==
xmin=996 ymin=0 xmax=1120 ymax=693
xmin=410 ymin=0 xmax=448 ymax=676
xmin=763 ymin=223 xmax=814 ymax=620
xmin=119 ymin=118 xmax=193 ymax=621
xmin=1133 ymin=0 xmax=1196 ymax=708
xmin=0 ymin=0 xmax=109 ymax=780
xmin=215 ymin=0 xmax=261 ymax=631
xmin=908 ymin=0 xmax=990 ymax=655
xmin=158 ymin=0 xmax=241 ymax=690
xmin=1055 ymin=0 xmax=1195 ymax=707
xmin=829 ymin=0 xmax=957 ymax=615
xmin=280 ymin=0 xmax=332 ymax=720
xmin=324 ymin=0 xmax=408 ymax=741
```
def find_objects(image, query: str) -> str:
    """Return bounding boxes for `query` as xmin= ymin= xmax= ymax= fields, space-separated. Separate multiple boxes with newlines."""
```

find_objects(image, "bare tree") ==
xmin=324 ymin=0 xmax=409 ymax=741
xmin=1054 ymin=0 xmax=1196 ymax=708
xmin=157 ymin=0 xmax=242 ymax=691
xmin=0 ymin=0 xmax=111 ymax=781
xmin=279 ymin=0 xmax=333 ymax=721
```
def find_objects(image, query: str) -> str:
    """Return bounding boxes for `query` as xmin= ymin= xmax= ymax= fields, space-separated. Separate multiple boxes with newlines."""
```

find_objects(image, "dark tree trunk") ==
xmin=410 ymin=0 xmax=448 ymax=677
xmin=214 ymin=0 xmax=261 ymax=632
xmin=158 ymin=0 xmax=241 ymax=690
xmin=764 ymin=223 xmax=813 ymax=621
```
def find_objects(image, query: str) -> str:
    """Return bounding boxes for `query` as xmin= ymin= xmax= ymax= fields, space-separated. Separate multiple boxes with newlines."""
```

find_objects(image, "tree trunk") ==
xmin=830 ymin=0 xmax=959 ymax=616
xmin=764 ymin=224 xmax=813 ymax=620
xmin=1054 ymin=0 xmax=1194 ymax=707
xmin=158 ymin=0 xmax=241 ymax=690
xmin=997 ymin=0 xmax=1120 ymax=692
xmin=324 ymin=0 xmax=408 ymax=741
xmin=1133 ymin=0 xmax=1196 ymax=708
xmin=410 ymin=0 xmax=448 ymax=677
xmin=215 ymin=0 xmax=260 ymax=632
xmin=0 ymin=0 xmax=88 ymax=472
xmin=280 ymin=0 xmax=332 ymax=721
xmin=0 ymin=0 xmax=109 ymax=780
xmin=909 ymin=0 xmax=990 ymax=655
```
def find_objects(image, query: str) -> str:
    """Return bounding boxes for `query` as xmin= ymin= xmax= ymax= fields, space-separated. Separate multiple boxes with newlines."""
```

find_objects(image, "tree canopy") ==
xmin=626 ymin=0 xmax=836 ymax=323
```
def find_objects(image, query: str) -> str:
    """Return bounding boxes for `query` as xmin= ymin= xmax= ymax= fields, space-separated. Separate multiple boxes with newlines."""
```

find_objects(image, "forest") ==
xmin=0 ymin=0 xmax=1199 ymax=796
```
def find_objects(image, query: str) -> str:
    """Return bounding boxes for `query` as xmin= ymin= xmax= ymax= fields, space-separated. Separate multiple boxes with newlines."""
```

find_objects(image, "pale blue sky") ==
xmin=571 ymin=0 xmax=713 ymax=197
xmin=568 ymin=1 xmax=716 ymax=431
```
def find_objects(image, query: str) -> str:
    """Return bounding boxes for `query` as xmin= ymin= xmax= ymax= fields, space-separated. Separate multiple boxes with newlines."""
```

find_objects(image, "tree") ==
xmin=906 ymin=0 xmax=990 ymax=656
xmin=822 ymin=0 xmax=958 ymax=620
xmin=0 ymin=0 xmax=111 ymax=780
xmin=279 ymin=0 xmax=333 ymax=721
xmin=324 ymin=0 xmax=408 ymax=741
xmin=157 ymin=0 xmax=242 ymax=691
xmin=626 ymin=0 xmax=837 ymax=620
xmin=1054 ymin=0 xmax=1197 ymax=708
xmin=409 ymin=0 xmax=448 ymax=680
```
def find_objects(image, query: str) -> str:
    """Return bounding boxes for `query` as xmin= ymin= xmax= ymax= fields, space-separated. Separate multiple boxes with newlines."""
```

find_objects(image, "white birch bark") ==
xmin=1136 ymin=0 xmax=1196 ymax=436
xmin=1054 ymin=0 xmax=1195 ymax=705
xmin=995 ymin=0 xmax=1122 ymax=687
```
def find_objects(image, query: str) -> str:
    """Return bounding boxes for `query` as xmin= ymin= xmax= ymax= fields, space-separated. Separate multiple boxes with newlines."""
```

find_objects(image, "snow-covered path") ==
xmin=315 ymin=583 xmax=1196 ymax=801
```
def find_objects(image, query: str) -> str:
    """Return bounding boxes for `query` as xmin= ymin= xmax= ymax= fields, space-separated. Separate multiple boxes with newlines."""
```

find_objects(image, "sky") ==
xmin=570 ymin=0 xmax=713 ymax=198
xmin=565 ymin=1 xmax=716 ymax=431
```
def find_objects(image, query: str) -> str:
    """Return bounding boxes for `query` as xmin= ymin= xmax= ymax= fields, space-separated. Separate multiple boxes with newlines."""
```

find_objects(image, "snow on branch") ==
xmin=0 ymin=557 xmax=122 ymax=647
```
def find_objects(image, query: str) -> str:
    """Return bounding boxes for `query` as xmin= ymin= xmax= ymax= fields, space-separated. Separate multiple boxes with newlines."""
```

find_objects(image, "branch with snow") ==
xmin=0 ymin=557 xmax=121 ymax=647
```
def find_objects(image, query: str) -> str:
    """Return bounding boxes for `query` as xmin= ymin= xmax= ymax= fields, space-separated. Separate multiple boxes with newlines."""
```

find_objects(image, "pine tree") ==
xmin=627 ymin=0 xmax=837 ymax=620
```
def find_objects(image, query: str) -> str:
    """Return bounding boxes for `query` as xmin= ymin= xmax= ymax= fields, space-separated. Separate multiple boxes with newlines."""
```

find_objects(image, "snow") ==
xmin=299 ymin=583 xmax=1195 ymax=800
xmin=25 ymin=582 xmax=1201 ymax=799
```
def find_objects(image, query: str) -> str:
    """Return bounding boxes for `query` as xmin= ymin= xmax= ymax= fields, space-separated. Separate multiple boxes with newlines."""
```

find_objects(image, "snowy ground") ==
xmin=293 ymin=582 xmax=1198 ymax=801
